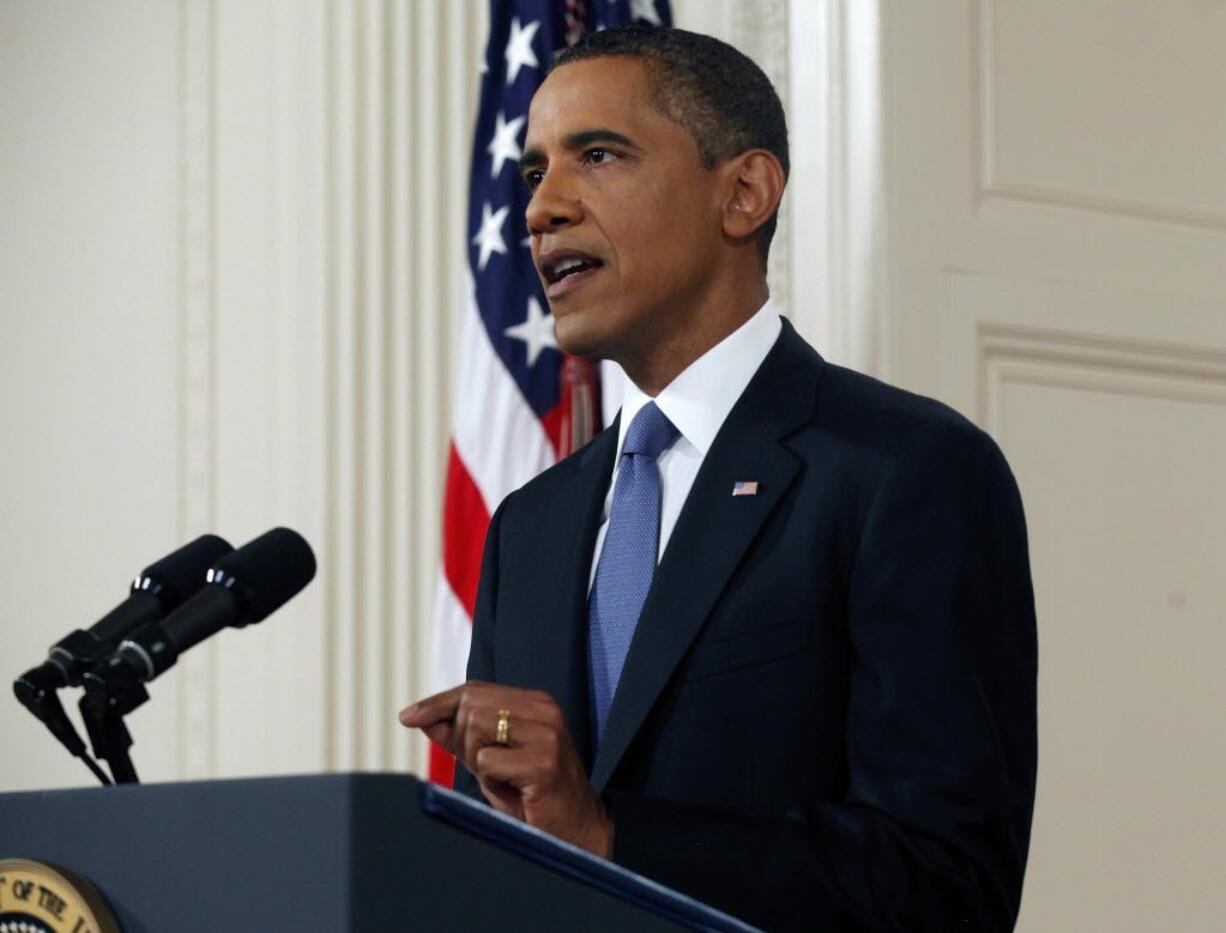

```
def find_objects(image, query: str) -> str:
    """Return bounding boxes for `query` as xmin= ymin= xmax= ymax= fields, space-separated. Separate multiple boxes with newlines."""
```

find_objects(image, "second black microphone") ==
xmin=109 ymin=527 xmax=316 ymax=684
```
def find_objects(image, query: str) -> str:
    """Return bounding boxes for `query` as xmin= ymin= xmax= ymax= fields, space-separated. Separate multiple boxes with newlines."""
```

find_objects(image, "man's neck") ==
xmin=620 ymin=280 xmax=770 ymax=396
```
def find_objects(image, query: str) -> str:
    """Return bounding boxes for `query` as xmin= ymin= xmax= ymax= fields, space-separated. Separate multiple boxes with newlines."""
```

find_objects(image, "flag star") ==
xmin=504 ymin=296 xmax=557 ymax=366
xmin=504 ymin=17 xmax=541 ymax=84
xmin=487 ymin=111 xmax=526 ymax=179
xmin=472 ymin=202 xmax=510 ymax=271
xmin=629 ymin=0 xmax=662 ymax=26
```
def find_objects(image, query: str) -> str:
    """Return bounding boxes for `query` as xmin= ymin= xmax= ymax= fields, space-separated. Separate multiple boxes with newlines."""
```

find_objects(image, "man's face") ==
xmin=520 ymin=57 xmax=725 ymax=364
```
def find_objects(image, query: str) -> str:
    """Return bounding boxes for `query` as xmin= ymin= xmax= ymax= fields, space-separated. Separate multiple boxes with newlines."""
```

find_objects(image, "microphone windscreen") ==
xmin=140 ymin=533 xmax=234 ymax=603
xmin=212 ymin=527 xmax=316 ymax=624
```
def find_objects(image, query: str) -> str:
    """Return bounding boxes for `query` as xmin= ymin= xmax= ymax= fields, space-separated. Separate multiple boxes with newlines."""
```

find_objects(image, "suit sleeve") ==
xmin=608 ymin=426 xmax=1039 ymax=931
xmin=452 ymin=494 xmax=511 ymax=802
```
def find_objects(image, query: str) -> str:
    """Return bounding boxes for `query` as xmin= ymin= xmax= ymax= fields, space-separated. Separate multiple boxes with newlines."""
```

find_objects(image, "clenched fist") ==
xmin=400 ymin=681 xmax=613 ymax=858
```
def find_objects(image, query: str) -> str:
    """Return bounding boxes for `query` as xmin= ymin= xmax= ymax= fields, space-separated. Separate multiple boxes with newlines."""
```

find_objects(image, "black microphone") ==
xmin=14 ymin=534 xmax=234 ymax=700
xmin=98 ymin=527 xmax=316 ymax=685
xmin=13 ymin=533 xmax=232 ymax=783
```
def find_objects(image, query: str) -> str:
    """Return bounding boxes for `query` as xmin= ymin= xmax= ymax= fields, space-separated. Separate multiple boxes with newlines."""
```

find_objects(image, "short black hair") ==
xmin=554 ymin=25 xmax=789 ymax=266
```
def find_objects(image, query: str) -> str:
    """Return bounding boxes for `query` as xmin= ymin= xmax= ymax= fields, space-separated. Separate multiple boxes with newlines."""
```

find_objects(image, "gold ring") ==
xmin=495 ymin=709 xmax=511 ymax=746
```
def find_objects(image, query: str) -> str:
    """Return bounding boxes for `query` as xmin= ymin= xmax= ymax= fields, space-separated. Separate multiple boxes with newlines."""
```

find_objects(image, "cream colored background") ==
xmin=2 ymin=2 xmax=1222 ymax=928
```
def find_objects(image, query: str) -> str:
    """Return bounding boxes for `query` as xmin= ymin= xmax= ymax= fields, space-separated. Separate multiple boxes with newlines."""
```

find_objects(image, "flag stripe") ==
xmin=432 ymin=570 xmax=475 ymax=694
xmin=428 ymin=739 xmax=457 ymax=787
xmin=441 ymin=444 xmax=491 ymax=617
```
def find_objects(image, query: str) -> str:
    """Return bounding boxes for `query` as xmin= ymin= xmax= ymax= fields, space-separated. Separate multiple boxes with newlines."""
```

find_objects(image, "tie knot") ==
xmin=622 ymin=401 xmax=678 ymax=459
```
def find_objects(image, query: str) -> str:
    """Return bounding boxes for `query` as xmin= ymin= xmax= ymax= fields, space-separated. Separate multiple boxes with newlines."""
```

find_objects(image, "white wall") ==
xmin=0 ymin=0 xmax=489 ymax=787
xmin=1 ymin=0 xmax=185 ymax=788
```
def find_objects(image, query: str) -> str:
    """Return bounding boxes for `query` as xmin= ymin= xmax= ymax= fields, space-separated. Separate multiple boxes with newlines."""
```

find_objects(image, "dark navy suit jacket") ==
xmin=456 ymin=319 xmax=1038 ymax=931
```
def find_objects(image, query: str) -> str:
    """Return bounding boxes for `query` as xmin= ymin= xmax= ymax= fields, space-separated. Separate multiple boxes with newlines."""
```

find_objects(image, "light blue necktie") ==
xmin=588 ymin=401 xmax=679 ymax=746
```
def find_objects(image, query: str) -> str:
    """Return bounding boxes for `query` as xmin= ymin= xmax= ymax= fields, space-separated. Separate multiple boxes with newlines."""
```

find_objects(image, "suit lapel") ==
xmin=590 ymin=322 xmax=824 ymax=793
xmin=522 ymin=421 xmax=618 ymax=773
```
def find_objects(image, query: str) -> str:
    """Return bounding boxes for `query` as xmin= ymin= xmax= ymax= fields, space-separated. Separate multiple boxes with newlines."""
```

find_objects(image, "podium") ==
xmin=0 ymin=773 xmax=754 ymax=932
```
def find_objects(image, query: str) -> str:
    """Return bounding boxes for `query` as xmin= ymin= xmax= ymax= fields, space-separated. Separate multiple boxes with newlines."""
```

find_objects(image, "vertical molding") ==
xmin=786 ymin=0 xmax=830 ymax=352
xmin=317 ymin=0 xmax=481 ymax=774
xmin=844 ymin=0 xmax=887 ymax=377
xmin=261 ymin=0 xmax=329 ymax=777
xmin=387 ymin=0 xmax=414 ymax=775
xmin=973 ymin=0 xmax=997 ymax=207
xmin=873 ymin=0 xmax=893 ymax=381
xmin=786 ymin=0 xmax=887 ymax=376
xmin=356 ymin=0 xmax=386 ymax=771
xmin=728 ymin=0 xmax=791 ymax=314
xmin=324 ymin=0 xmax=359 ymax=770
xmin=178 ymin=0 xmax=218 ymax=780
xmin=321 ymin=0 xmax=338 ymax=772
xmin=408 ymin=0 xmax=445 ymax=777
xmin=400 ymin=0 xmax=476 ymax=779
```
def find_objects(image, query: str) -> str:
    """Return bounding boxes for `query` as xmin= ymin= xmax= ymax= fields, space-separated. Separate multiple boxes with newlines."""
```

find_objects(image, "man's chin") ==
xmin=552 ymin=314 xmax=611 ymax=362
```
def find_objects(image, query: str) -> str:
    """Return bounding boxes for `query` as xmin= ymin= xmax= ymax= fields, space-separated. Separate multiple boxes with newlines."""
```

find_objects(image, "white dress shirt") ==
xmin=588 ymin=299 xmax=783 ymax=590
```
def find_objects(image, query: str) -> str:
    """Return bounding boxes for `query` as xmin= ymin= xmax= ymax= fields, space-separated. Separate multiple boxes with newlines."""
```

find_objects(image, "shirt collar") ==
xmin=615 ymin=298 xmax=783 ymax=459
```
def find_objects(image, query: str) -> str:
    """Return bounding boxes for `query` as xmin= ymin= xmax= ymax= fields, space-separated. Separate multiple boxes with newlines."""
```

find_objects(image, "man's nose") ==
xmin=525 ymin=172 xmax=583 ymax=235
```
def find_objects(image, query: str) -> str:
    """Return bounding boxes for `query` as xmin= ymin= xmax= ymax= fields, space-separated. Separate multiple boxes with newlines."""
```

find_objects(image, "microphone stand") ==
xmin=79 ymin=657 xmax=149 ymax=785
xmin=13 ymin=670 xmax=112 ymax=786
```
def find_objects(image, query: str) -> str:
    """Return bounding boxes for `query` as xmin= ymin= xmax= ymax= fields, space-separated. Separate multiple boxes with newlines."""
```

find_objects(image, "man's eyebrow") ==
xmin=517 ymin=127 xmax=641 ymax=173
xmin=564 ymin=127 xmax=640 ymax=151
xmin=518 ymin=147 xmax=546 ymax=172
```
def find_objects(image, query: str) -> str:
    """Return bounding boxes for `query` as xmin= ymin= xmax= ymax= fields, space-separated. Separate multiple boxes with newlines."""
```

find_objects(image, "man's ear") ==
xmin=721 ymin=149 xmax=786 ymax=243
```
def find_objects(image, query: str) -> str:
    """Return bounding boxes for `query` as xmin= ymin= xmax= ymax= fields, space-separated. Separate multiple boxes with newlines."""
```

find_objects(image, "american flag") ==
xmin=429 ymin=0 xmax=673 ymax=785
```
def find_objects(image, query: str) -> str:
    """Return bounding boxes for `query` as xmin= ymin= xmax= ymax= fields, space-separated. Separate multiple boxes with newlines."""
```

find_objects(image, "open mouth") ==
xmin=540 ymin=250 xmax=605 ymax=296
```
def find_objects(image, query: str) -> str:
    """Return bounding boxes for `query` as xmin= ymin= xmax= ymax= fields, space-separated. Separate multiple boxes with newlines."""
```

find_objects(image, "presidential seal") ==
xmin=0 ymin=859 xmax=119 ymax=933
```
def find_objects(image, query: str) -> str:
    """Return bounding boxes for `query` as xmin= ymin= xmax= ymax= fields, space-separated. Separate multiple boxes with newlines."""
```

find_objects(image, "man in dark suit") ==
xmin=401 ymin=26 xmax=1037 ymax=931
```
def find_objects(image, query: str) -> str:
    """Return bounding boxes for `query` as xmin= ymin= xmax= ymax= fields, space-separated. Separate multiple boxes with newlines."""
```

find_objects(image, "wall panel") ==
xmin=1003 ymin=375 xmax=1226 ymax=928
xmin=0 ymin=0 xmax=184 ymax=790
xmin=943 ymin=269 xmax=1226 ymax=927
xmin=981 ymin=0 xmax=1226 ymax=229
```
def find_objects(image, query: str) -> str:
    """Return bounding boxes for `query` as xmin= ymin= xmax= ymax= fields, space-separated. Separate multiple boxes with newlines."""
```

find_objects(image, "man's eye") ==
xmin=585 ymin=148 xmax=614 ymax=165
xmin=523 ymin=170 xmax=544 ymax=190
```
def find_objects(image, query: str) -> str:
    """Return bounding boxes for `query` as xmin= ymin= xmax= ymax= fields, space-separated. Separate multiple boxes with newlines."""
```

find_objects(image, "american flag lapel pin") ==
xmin=732 ymin=481 xmax=759 ymax=497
